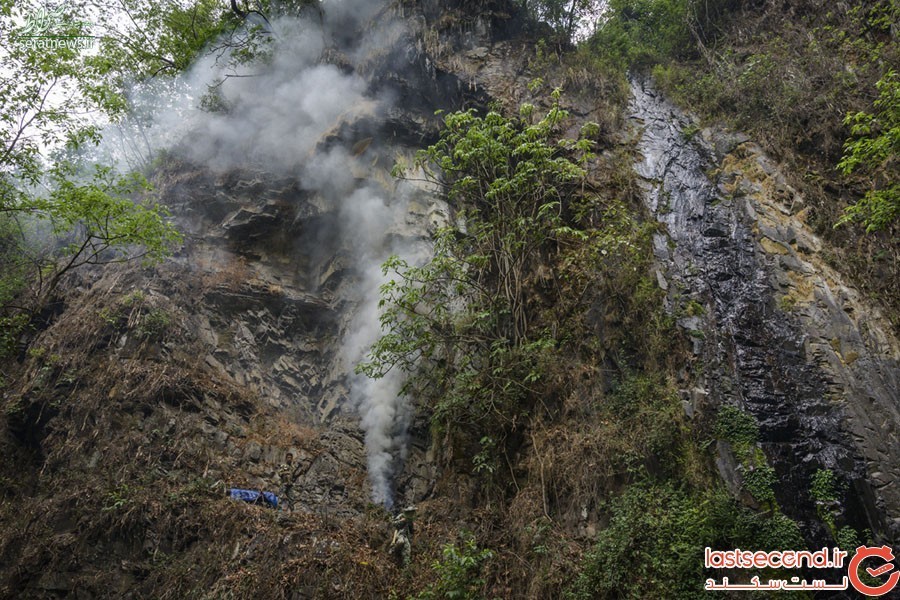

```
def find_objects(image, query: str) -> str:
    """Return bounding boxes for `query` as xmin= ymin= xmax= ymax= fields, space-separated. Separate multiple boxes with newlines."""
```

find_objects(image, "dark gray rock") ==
xmin=630 ymin=75 xmax=900 ymax=544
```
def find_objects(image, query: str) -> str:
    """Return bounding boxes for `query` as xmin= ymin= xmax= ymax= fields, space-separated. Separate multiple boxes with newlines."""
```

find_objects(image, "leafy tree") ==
xmin=76 ymin=0 xmax=275 ymax=170
xmin=521 ymin=0 xmax=602 ymax=40
xmin=586 ymin=0 xmax=737 ymax=67
xmin=413 ymin=533 xmax=493 ymax=600
xmin=83 ymin=0 xmax=238 ymax=86
xmin=34 ymin=165 xmax=179 ymax=296
xmin=0 ymin=1 xmax=103 ymax=185
xmin=0 ymin=169 xmax=180 ymax=358
xmin=567 ymin=484 xmax=805 ymax=599
xmin=589 ymin=0 xmax=690 ymax=66
xmin=567 ymin=484 xmax=716 ymax=599
xmin=359 ymin=91 xmax=599 ymax=468
xmin=0 ymin=0 xmax=303 ymax=363
xmin=0 ymin=0 xmax=200 ymax=359
xmin=79 ymin=0 xmax=282 ymax=119
xmin=837 ymin=69 xmax=900 ymax=232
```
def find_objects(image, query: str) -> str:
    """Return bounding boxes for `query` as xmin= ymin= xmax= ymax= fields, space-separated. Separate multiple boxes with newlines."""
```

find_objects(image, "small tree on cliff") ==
xmin=358 ymin=90 xmax=600 ymax=470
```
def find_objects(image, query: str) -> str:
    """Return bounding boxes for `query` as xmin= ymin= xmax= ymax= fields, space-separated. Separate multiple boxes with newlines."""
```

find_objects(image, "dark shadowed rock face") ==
xmin=630 ymin=76 xmax=900 ymax=543
xmin=141 ymin=0 xmax=544 ymax=513
xmin=156 ymin=166 xmax=348 ymax=423
xmin=144 ymin=0 xmax=533 ymax=425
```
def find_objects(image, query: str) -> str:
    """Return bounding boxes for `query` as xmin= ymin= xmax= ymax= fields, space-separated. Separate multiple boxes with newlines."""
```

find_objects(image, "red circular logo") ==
xmin=848 ymin=545 xmax=900 ymax=597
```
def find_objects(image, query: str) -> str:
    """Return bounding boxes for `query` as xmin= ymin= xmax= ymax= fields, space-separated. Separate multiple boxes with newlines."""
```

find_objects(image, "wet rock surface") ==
xmin=630 ymin=76 xmax=900 ymax=542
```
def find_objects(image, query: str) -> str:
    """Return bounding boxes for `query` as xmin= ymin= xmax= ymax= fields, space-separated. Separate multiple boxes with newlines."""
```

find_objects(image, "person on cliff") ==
xmin=276 ymin=452 xmax=297 ymax=511
xmin=389 ymin=506 xmax=416 ymax=567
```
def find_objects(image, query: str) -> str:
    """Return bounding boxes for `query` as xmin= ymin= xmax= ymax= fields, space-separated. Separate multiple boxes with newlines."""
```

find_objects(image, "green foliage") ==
xmin=103 ymin=483 xmax=133 ymax=511
xmin=84 ymin=0 xmax=239 ymax=101
xmin=413 ymin=533 xmax=493 ymax=600
xmin=778 ymin=294 xmax=798 ymax=312
xmin=712 ymin=406 xmax=779 ymax=505
xmin=472 ymin=436 xmax=497 ymax=474
xmin=0 ymin=164 xmax=180 ymax=309
xmin=588 ymin=0 xmax=689 ymax=66
xmin=834 ymin=525 xmax=861 ymax=551
xmin=560 ymin=186 xmax=669 ymax=363
xmin=586 ymin=0 xmax=736 ymax=68
xmin=835 ymin=525 xmax=881 ymax=588
xmin=1 ymin=3 xmax=101 ymax=184
xmin=740 ymin=511 xmax=805 ymax=552
xmin=45 ymin=164 xmax=180 ymax=262
xmin=648 ymin=2 xmax=897 ymax=166
xmin=0 ymin=0 xmax=189 ymax=366
xmin=741 ymin=463 xmax=777 ymax=505
xmin=651 ymin=42 xmax=809 ymax=135
xmin=604 ymin=373 xmax=686 ymax=472
xmin=567 ymin=483 xmax=804 ymax=600
xmin=0 ymin=213 xmax=34 ymax=362
xmin=122 ymin=290 xmax=147 ymax=306
xmin=0 ymin=214 xmax=30 ymax=296
xmin=137 ymin=308 xmax=172 ymax=339
xmin=713 ymin=404 xmax=759 ymax=449
xmin=811 ymin=468 xmax=848 ymax=534
xmin=569 ymin=484 xmax=710 ymax=599
xmin=810 ymin=468 xmax=839 ymax=503
xmin=837 ymin=69 xmax=900 ymax=232
xmin=0 ymin=313 xmax=29 ymax=362
xmin=359 ymin=94 xmax=598 ymax=458
xmin=521 ymin=0 xmax=600 ymax=40
xmin=683 ymin=299 xmax=705 ymax=316
xmin=645 ymin=1 xmax=900 ymax=324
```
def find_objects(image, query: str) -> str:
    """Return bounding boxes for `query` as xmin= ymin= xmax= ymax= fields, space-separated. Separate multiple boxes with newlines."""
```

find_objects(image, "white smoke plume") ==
xmin=342 ymin=259 xmax=412 ymax=510
xmin=93 ymin=0 xmax=435 ymax=509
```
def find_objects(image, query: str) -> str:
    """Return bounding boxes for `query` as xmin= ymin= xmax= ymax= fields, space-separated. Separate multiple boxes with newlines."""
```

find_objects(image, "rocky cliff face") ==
xmin=1 ymin=1 xmax=898 ymax=598
xmin=631 ymin=76 xmax=900 ymax=542
xmin=0 ymin=2 xmax=540 ymax=596
xmin=144 ymin=0 xmax=547 ymax=511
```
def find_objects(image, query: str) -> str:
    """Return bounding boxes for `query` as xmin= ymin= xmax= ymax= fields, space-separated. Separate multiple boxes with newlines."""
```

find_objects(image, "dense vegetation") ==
xmin=0 ymin=0 xmax=893 ymax=597
xmin=585 ymin=0 xmax=900 ymax=322
xmin=359 ymin=1 xmax=894 ymax=595
xmin=0 ymin=0 xmax=218 ymax=364
xmin=837 ymin=68 xmax=899 ymax=232
xmin=361 ymin=91 xmax=603 ymax=471
xmin=359 ymin=83 xmax=821 ymax=595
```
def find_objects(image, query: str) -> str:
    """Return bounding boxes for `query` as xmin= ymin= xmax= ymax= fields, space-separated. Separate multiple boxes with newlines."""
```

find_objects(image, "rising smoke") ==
xmin=99 ymin=0 xmax=436 ymax=509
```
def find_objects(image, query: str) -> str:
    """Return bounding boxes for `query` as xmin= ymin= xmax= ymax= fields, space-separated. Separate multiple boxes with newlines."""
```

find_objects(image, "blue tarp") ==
xmin=228 ymin=488 xmax=278 ymax=509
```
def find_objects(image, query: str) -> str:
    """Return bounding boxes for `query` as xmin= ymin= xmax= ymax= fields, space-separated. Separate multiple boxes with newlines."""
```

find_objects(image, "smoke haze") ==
xmin=98 ymin=0 xmax=436 ymax=509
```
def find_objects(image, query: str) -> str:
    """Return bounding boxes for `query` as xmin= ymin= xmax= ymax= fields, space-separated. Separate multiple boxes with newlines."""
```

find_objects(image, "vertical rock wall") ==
xmin=630 ymin=76 xmax=900 ymax=542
